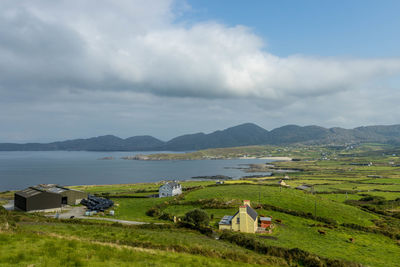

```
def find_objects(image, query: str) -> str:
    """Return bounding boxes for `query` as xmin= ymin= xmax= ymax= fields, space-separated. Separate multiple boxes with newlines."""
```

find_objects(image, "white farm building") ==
xmin=159 ymin=181 xmax=182 ymax=198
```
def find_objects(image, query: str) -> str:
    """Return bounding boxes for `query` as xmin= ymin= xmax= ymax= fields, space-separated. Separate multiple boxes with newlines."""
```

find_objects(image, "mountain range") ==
xmin=1 ymin=123 xmax=400 ymax=151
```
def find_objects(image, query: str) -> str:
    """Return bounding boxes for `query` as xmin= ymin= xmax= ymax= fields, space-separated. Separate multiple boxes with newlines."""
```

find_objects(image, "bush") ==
xmin=183 ymin=209 xmax=209 ymax=227
xmin=158 ymin=212 xmax=173 ymax=221
xmin=146 ymin=207 xmax=161 ymax=217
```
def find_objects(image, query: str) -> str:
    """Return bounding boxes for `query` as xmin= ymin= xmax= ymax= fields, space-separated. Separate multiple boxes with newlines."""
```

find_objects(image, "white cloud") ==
xmin=0 ymin=0 xmax=399 ymax=142
xmin=1 ymin=0 xmax=399 ymax=101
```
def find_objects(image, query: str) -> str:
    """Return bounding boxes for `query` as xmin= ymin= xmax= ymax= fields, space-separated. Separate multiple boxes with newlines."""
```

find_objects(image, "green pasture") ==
xmin=312 ymin=182 xmax=400 ymax=192
xmin=183 ymin=185 xmax=378 ymax=226
xmin=362 ymin=178 xmax=400 ymax=184
xmin=110 ymin=197 xmax=170 ymax=222
xmin=70 ymin=183 xmax=160 ymax=194
xmin=359 ymin=191 xmax=400 ymax=200
xmin=319 ymin=193 xmax=363 ymax=202
xmin=70 ymin=181 xmax=215 ymax=195
xmin=257 ymin=210 xmax=400 ymax=267
xmin=17 ymin=223 xmax=285 ymax=266
xmin=0 ymin=231 xmax=267 ymax=267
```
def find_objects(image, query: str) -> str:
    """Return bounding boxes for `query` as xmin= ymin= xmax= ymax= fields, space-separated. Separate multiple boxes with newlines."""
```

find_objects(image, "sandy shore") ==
xmin=257 ymin=156 xmax=292 ymax=161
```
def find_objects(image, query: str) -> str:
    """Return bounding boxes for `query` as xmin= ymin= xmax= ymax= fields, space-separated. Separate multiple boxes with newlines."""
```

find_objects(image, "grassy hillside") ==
xmin=2 ymin=143 xmax=400 ymax=266
xmin=182 ymin=185 xmax=378 ymax=226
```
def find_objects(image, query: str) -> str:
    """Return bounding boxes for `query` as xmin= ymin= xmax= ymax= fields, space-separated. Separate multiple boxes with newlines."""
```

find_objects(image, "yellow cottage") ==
xmin=219 ymin=200 xmax=258 ymax=233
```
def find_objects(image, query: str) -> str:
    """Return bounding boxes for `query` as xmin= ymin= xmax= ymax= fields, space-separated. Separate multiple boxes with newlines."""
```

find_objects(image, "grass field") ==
xmin=2 ymin=143 xmax=400 ymax=266
xmin=182 ymin=185 xmax=378 ymax=226
xmin=254 ymin=210 xmax=400 ymax=267
xmin=0 ymin=231 xmax=271 ymax=267
xmin=17 ymin=222 xmax=285 ymax=266
xmin=110 ymin=197 xmax=172 ymax=222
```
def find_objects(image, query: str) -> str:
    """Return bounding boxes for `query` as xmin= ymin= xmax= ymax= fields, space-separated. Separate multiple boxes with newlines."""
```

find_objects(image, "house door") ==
xmin=61 ymin=197 xmax=68 ymax=205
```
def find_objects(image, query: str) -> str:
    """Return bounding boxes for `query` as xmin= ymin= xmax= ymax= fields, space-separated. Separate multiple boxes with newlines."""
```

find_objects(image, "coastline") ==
xmin=238 ymin=156 xmax=292 ymax=161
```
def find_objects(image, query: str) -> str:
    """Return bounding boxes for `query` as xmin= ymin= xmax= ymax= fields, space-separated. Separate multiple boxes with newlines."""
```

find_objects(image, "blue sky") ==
xmin=0 ymin=0 xmax=399 ymax=142
xmin=184 ymin=0 xmax=400 ymax=57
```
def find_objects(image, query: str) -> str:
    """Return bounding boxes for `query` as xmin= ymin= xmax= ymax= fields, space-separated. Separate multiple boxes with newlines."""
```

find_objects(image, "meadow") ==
xmin=1 ymin=143 xmax=400 ymax=266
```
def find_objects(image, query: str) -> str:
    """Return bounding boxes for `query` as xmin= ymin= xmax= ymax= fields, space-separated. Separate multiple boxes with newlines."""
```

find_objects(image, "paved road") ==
xmin=79 ymin=217 xmax=148 ymax=225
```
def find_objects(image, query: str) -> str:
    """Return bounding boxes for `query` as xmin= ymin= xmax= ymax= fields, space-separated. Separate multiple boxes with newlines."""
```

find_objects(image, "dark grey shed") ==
xmin=14 ymin=187 xmax=62 ymax=211
xmin=14 ymin=184 xmax=87 ymax=211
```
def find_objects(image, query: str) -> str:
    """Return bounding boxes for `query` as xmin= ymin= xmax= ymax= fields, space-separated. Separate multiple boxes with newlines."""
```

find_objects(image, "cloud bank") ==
xmin=1 ymin=0 xmax=399 ymax=101
xmin=0 ymin=0 xmax=399 ymax=142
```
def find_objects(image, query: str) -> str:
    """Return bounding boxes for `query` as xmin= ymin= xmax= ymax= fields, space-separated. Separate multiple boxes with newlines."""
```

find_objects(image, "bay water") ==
xmin=0 ymin=151 xmax=272 ymax=191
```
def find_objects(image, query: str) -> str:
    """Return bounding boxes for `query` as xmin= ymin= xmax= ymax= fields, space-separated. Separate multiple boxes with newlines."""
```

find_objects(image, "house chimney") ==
xmin=239 ymin=204 xmax=248 ymax=232
xmin=243 ymin=200 xmax=251 ymax=207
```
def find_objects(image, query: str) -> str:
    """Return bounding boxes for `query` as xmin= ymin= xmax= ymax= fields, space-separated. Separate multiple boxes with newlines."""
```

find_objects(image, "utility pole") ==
xmin=314 ymin=198 xmax=317 ymax=218
xmin=313 ymin=186 xmax=316 ymax=218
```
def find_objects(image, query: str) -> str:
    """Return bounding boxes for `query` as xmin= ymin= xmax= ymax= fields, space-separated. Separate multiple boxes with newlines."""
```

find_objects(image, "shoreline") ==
xmin=242 ymin=156 xmax=292 ymax=161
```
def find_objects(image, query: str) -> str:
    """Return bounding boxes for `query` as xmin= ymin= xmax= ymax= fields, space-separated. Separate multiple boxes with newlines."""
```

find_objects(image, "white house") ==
xmin=159 ymin=181 xmax=182 ymax=198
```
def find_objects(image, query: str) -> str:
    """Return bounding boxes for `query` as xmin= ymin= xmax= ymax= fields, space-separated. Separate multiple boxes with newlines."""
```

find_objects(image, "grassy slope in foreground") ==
xmin=0 ymin=231 xmax=267 ymax=267
xmin=17 ymin=222 xmax=285 ymax=266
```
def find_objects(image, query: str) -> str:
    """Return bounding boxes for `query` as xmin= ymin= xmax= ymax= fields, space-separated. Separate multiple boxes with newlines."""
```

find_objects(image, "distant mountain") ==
xmin=1 ymin=123 xmax=400 ymax=151
xmin=0 ymin=135 xmax=165 ymax=151
xmin=163 ymin=123 xmax=270 ymax=150
xmin=268 ymin=125 xmax=330 ymax=144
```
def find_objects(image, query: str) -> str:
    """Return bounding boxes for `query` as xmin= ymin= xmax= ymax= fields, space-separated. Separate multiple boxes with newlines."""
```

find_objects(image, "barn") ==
xmin=14 ymin=184 xmax=87 ymax=212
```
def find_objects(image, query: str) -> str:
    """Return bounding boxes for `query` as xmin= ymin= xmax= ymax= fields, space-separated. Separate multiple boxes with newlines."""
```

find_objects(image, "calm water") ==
xmin=0 ymin=151 xmax=272 ymax=191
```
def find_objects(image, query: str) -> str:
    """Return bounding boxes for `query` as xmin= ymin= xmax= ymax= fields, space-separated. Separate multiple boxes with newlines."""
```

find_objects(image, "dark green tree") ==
xmin=184 ymin=209 xmax=209 ymax=227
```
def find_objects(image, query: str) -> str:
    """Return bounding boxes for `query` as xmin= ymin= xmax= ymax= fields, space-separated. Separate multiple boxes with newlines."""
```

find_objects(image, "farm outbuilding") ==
xmin=14 ymin=184 xmax=87 ymax=212
xmin=260 ymin=217 xmax=272 ymax=228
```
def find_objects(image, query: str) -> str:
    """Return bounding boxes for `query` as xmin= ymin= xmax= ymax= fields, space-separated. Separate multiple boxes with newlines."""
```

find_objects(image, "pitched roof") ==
xmin=219 ymin=215 xmax=234 ymax=225
xmin=160 ymin=181 xmax=181 ymax=189
xmin=246 ymin=205 xmax=258 ymax=221
xmin=15 ymin=184 xmax=83 ymax=198
xmin=15 ymin=187 xmax=42 ymax=198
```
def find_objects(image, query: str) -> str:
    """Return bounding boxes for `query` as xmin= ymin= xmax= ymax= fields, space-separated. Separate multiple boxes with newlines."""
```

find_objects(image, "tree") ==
xmin=183 ymin=209 xmax=209 ymax=227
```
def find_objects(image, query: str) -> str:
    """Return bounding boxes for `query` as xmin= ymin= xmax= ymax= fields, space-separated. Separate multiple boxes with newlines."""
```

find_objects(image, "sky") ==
xmin=1 ymin=0 xmax=400 ymax=142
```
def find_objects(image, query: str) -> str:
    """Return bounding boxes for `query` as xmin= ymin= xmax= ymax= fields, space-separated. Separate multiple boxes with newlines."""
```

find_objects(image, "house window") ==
xmin=236 ymin=217 xmax=240 ymax=224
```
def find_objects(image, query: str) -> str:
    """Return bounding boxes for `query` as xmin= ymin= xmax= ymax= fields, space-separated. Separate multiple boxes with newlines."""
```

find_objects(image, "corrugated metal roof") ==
xmin=15 ymin=184 xmax=84 ymax=198
xmin=219 ymin=215 xmax=233 ymax=225
xmin=46 ymin=187 xmax=67 ymax=193
xmin=15 ymin=187 xmax=42 ymax=198
xmin=260 ymin=217 xmax=272 ymax=221
xmin=32 ymin=184 xmax=68 ymax=193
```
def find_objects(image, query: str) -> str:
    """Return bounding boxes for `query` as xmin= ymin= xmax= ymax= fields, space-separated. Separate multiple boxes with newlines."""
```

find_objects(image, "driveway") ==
xmin=48 ymin=206 xmax=150 ymax=225
xmin=2 ymin=200 xmax=14 ymax=211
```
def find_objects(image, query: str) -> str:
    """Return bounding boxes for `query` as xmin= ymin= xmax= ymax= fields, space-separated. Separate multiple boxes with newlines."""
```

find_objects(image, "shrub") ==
xmin=146 ymin=207 xmax=161 ymax=217
xmin=158 ymin=212 xmax=173 ymax=221
xmin=183 ymin=209 xmax=210 ymax=227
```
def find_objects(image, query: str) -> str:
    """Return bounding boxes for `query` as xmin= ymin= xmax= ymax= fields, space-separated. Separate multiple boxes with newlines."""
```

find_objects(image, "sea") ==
xmin=0 ymin=151 xmax=272 ymax=191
